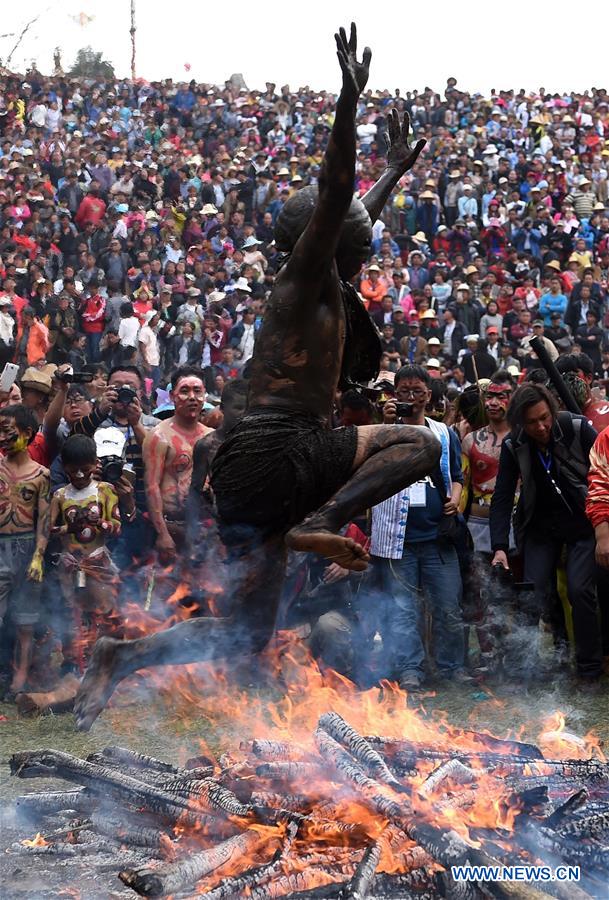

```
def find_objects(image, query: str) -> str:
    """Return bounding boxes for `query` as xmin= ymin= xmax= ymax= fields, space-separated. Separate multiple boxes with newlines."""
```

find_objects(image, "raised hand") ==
xmin=385 ymin=109 xmax=426 ymax=175
xmin=335 ymin=23 xmax=371 ymax=96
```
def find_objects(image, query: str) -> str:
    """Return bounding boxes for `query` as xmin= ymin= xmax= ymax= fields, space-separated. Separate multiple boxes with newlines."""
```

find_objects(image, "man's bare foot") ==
xmin=73 ymin=636 xmax=125 ymax=732
xmin=9 ymin=674 xmax=27 ymax=695
xmin=286 ymin=527 xmax=369 ymax=571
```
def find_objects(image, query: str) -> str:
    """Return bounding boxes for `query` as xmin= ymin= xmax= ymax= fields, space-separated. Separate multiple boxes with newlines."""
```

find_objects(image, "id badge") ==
xmin=409 ymin=480 xmax=427 ymax=507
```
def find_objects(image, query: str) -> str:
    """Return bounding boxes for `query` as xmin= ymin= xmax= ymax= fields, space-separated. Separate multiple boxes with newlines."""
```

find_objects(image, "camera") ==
xmin=394 ymin=402 xmax=415 ymax=418
xmin=116 ymin=385 xmax=137 ymax=405
xmin=56 ymin=371 xmax=94 ymax=384
xmin=94 ymin=427 xmax=127 ymax=485
xmin=101 ymin=456 xmax=124 ymax=483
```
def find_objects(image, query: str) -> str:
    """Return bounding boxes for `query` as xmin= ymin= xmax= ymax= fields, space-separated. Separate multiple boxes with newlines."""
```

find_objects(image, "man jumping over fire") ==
xmin=74 ymin=23 xmax=439 ymax=731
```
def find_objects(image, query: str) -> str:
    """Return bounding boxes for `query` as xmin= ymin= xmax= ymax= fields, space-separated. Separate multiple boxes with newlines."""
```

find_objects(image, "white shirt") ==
xmin=356 ymin=122 xmax=377 ymax=146
xmin=138 ymin=324 xmax=160 ymax=366
xmin=238 ymin=322 xmax=256 ymax=364
xmin=119 ymin=317 xmax=140 ymax=348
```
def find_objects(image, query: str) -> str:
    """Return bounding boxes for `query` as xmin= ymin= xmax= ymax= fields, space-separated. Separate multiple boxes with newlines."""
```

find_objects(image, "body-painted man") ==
xmin=75 ymin=25 xmax=438 ymax=730
xmin=142 ymin=367 xmax=212 ymax=563
xmin=460 ymin=373 xmax=514 ymax=668
xmin=0 ymin=404 xmax=50 ymax=693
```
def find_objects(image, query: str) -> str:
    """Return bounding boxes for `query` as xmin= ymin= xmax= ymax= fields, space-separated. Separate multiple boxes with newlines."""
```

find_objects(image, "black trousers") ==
xmin=523 ymin=531 xmax=602 ymax=678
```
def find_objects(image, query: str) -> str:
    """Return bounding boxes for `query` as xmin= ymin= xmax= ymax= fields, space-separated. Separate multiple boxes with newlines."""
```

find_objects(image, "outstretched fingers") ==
xmin=401 ymin=110 xmax=412 ymax=142
xmin=387 ymin=108 xmax=400 ymax=145
xmin=411 ymin=138 xmax=427 ymax=165
xmin=348 ymin=22 xmax=357 ymax=53
xmin=362 ymin=46 xmax=372 ymax=69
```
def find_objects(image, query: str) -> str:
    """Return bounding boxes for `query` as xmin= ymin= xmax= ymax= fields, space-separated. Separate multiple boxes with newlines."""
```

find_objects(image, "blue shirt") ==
xmin=405 ymin=429 xmax=463 ymax=543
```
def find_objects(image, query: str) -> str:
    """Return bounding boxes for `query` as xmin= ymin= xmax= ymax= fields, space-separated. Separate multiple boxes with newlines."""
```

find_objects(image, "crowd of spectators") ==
xmin=1 ymin=66 xmax=609 ymax=702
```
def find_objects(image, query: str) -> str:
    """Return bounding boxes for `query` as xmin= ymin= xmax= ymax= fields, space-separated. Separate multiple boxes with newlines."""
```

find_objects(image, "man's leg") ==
xmin=286 ymin=425 xmax=440 ymax=569
xmin=419 ymin=541 xmax=466 ymax=679
xmin=522 ymin=532 xmax=561 ymax=627
xmin=74 ymin=535 xmax=286 ymax=731
xmin=387 ymin=544 xmax=426 ymax=687
xmin=565 ymin=536 xmax=603 ymax=681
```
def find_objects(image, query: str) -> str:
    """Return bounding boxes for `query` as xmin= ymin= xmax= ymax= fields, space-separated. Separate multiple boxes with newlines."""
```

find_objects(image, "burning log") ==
xmin=314 ymin=729 xmax=404 ymax=820
xmin=16 ymin=673 xmax=80 ymax=716
xmin=256 ymin=762 xmax=324 ymax=781
xmin=250 ymin=793 xmax=312 ymax=811
xmin=364 ymin=734 xmax=542 ymax=760
xmin=90 ymin=810 xmax=175 ymax=848
xmin=192 ymin=816 xmax=302 ymax=900
xmin=10 ymin=750 xmax=252 ymax=824
xmin=554 ymin=809 xmax=609 ymax=839
xmin=278 ymin=869 xmax=440 ymax=900
xmin=96 ymin=746 xmax=184 ymax=774
xmin=418 ymin=759 xmax=480 ymax=796
xmin=543 ymin=789 xmax=589 ymax=829
xmin=342 ymin=839 xmax=383 ymax=899
xmin=119 ymin=829 xmax=263 ymax=897
xmin=246 ymin=865 xmax=355 ymax=899
xmin=12 ymin=788 xmax=93 ymax=819
xmin=249 ymin=740 xmax=317 ymax=762
xmin=318 ymin=712 xmax=407 ymax=793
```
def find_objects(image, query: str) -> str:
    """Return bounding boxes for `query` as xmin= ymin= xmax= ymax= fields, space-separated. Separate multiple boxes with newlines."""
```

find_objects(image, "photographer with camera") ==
xmin=369 ymin=364 xmax=469 ymax=693
xmin=69 ymin=366 xmax=159 ymax=572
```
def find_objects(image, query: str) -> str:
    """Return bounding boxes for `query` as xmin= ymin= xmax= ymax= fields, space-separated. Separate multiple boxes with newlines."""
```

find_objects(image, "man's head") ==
xmin=63 ymin=384 xmax=92 ymax=426
xmin=507 ymin=382 xmax=557 ymax=446
xmin=61 ymin=434 xmax=97 ymax=491
xmin=484 ymin=372 xmax=513 ymax=423
xmin=220 ymin=378 xmax=248 ymax=431
xmin=394 ymin=364 xmax=431 ymax=421
xmin=0 ymin=404 xmax=38 ymax=455
xmin=170 ymin=365 xmax=206 ymax=423
xmin=274 ymin=185 xmax=372 ymax=280
xmin=555 ymin=352 xmax=594 ymax=386
xmin=108 ymin=366 xmax=144 ymax=418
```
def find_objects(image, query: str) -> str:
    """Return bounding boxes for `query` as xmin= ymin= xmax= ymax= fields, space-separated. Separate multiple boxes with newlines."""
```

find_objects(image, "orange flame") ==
xmin=21 ymin=832 xmax=49 ymax=847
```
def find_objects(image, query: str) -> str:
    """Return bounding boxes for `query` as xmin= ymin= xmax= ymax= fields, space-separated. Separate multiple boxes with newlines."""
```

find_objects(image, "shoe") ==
xmin=398 ymin=672 xmax=424 ymax=693
xmin=575 ymin=677 xmax=605 ymax=696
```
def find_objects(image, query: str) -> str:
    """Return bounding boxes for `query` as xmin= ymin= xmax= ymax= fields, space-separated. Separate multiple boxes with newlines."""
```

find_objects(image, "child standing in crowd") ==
xmin=50 ymin=435 xmax=121 ymax=672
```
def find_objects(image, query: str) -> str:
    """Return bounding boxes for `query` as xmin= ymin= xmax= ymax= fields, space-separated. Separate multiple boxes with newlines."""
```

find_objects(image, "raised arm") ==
xmin=287 ymin=23 xmax=371 ymax=280
xmin=361 ymin=109 xmax=426 ymax=225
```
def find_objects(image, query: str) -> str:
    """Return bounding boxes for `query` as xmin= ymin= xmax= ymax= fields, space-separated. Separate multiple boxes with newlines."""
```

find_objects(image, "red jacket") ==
xmin=80 ymin=295 xmax=106 ymax=333
xmin=587 ymin=426 xmax=609 ymax=528
xmin=75 ymin=194 xmax=107 ymax=227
